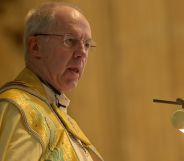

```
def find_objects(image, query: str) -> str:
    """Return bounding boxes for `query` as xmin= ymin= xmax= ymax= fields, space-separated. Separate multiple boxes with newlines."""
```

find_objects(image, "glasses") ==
xmin=34 ymin=33 xmax=96 ymax=51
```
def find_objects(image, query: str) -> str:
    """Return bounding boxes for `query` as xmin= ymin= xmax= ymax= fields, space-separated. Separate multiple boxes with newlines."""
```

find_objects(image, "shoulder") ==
xmin=0 ymin=88 xmax=49 ymax=151
xmin=0 ymin=100 xmax=22 ymax=123
xmin=0 ymin=100 xmax=43 ymax=161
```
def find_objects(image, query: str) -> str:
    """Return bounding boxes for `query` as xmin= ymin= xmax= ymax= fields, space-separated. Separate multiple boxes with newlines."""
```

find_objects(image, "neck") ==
xmin=38 ymin=76 xmax=61 ymax=95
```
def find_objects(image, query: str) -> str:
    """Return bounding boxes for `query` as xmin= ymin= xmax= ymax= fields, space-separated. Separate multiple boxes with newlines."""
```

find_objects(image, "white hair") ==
xmin=23 ymin=2 xmax=81 ymax=63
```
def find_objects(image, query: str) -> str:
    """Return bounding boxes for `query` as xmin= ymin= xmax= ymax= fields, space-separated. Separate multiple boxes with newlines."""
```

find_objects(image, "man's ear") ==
xmin=27 ymin=36 xmax=41 ymax=58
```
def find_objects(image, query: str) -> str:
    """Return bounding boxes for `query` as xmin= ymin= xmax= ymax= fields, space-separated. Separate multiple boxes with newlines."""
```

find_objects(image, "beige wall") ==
xmin=1 ymin=0 xmax=184 ymax=160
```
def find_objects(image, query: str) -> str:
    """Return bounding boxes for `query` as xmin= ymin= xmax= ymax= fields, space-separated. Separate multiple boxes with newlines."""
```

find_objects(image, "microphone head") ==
xmin=171 ymin=110 xmax=184 ymax=133
xmin=176 ymin=98 xmax=184 ymax=105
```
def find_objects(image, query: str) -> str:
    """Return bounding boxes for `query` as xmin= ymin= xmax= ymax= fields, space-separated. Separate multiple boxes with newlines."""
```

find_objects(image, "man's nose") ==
xmin=74 ymin=42 xmax=88 ymax=58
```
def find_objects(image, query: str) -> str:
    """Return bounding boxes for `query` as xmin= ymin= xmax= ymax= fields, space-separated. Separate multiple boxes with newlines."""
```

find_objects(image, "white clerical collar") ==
xmin=42 ymin=83 xmax=70 ymax=113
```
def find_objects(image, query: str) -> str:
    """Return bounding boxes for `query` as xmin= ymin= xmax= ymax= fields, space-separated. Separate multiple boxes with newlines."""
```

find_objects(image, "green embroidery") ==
xmin=45 ymin=117 xmax=56 ymax=148
xmin=25 ymin=100 xmax=64 ymax=160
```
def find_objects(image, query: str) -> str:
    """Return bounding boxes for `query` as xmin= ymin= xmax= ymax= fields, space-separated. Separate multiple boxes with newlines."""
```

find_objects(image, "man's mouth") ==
xmin=68 ymin=67 xmax=80 ymax=74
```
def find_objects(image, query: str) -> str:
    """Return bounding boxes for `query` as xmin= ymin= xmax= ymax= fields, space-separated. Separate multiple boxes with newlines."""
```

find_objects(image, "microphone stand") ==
xmin=153 ymin=98 xmax=184 ymax=108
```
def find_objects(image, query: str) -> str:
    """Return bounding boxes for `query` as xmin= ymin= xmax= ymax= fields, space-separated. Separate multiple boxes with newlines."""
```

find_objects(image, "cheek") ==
xmin=44 ymin=48 xmax=71 ymax=68
xmin=40 ymin=43 xmax=75 ymax=74
xmin=53 ymin=57 xmax=75 ymax=79
xmin=83 ymin=56 xmax=88 ymax=67
xmin=48 ymin=58 xmax=66 ymax=74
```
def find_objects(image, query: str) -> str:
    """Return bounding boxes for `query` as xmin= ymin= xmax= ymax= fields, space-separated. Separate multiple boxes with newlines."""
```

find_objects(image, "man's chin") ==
xmin=58 ymin=81 xmax=78 ymax=93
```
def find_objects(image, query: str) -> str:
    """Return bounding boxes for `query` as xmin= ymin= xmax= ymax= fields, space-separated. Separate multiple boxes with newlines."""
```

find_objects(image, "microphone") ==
xmin=153 ymin=98 xmax=184 ymax=133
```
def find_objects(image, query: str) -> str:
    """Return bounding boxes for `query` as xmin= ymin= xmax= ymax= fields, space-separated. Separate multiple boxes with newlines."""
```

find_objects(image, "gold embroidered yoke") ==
xmin=0 ymin=68 xmax=103 ymax=161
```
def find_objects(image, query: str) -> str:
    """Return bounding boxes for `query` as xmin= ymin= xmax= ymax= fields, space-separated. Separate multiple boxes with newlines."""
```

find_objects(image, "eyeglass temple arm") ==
xmin=153 ymin=98 xmax=184 ymax=108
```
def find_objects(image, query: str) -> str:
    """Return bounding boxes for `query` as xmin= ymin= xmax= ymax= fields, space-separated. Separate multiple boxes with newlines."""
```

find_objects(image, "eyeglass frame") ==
xmin=33 ymin=33 xmax=96 ymax=51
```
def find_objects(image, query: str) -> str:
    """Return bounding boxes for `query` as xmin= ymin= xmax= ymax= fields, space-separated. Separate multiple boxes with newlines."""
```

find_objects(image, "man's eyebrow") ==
xmin=64 ymin=33 xmax=93 ymax=40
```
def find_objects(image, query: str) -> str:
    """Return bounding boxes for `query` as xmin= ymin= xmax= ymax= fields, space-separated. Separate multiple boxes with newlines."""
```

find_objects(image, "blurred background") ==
xmin=1 ymin=0 xmax=184 ymax=160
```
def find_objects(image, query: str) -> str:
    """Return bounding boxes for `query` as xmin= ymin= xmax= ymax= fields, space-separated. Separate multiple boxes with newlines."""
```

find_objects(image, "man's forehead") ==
xmin=53 ymin=6 xmax=82 ymax=19
xmin=52 ymin=7 xmax=91 ymax=35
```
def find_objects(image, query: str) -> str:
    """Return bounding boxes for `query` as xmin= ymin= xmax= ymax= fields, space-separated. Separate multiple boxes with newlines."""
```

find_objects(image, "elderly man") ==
xmin=0 ymin=2 xmax=103 ymax=161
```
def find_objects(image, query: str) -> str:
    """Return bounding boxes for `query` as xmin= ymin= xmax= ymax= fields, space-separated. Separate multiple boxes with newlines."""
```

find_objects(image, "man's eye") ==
xmin=64 ymin=38 xmax=77 ymax=47
xmin=84 ymin=42 xmax=91 ymax=49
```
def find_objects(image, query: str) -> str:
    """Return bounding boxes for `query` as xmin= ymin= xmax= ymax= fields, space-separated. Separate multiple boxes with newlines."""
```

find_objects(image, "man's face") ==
xmin=36 ymin=8 xmax=92 ymax=92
